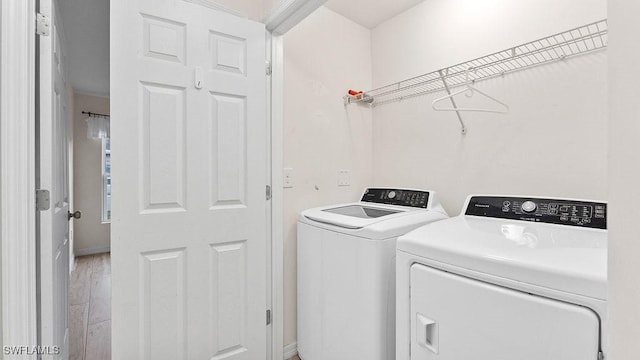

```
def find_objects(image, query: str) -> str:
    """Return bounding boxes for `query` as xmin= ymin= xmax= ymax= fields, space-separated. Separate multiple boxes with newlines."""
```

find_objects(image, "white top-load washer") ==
xmin=396 ymin=195 xmax=608 ymax=360
xmin=297 ymin=188 xmax=449 ymax=360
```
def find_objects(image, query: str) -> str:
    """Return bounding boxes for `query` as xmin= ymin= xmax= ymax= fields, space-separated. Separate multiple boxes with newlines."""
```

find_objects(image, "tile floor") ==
xmin=69 ymin=253 xmax=111 ymax=360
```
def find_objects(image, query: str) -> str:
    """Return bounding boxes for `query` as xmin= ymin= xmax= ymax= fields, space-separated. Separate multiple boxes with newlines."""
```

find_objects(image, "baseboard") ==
xmin=75 ymin=246 xmax=110 ymax=257
xmin=283 ymin=342 xmax=298 ymax=359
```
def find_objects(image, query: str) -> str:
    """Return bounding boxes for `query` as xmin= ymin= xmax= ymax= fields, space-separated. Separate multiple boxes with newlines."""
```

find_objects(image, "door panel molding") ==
xmin=0 ymin=0 xmax=38 ymax=353
xmin=111 ymin=1 xmax=267 ymax=358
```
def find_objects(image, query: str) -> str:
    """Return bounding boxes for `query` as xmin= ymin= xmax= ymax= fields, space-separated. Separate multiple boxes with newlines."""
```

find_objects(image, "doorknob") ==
xmin=68 ymin=210 xmax=82 ymax=220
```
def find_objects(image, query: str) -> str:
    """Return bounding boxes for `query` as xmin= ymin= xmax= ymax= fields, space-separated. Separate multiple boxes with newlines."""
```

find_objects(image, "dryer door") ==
xmin=410 ymin=264 xmax=601 ymax=360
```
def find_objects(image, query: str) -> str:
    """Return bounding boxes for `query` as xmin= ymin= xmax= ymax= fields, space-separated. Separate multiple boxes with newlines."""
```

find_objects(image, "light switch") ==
xmin=337 ymin=170 xmax=350 ymax=187
xmin=283 ymin=168 xmax=293 ymax=188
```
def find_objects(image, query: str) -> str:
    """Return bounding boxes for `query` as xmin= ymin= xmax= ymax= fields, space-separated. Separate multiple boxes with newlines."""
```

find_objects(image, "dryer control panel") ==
xmin=465 ymin=196 xmax=607 ymax=229
xmin=361 ymin=188 xmax=430 ymax=208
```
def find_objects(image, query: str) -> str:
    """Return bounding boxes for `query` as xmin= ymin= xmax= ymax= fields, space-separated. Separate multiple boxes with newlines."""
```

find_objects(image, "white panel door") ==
xmin=39 ymin=0 xmax=70 ymax=358
xmin=410 ymin=264 xmax=601 ymax=360
xmin=111 ymin=0 xmax=267 ymax=359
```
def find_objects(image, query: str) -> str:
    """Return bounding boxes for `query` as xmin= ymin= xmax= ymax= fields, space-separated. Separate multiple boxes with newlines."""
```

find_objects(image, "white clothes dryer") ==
xmin=297 ymin=188 xmax=449 ymax=360
xmin=396 ymin=195 xmax=608 ymax=360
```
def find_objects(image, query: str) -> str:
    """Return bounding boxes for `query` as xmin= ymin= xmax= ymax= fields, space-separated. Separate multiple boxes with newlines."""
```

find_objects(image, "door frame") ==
xmin=0 ymin=0 xmax=39 ymax=353
xmin=265 ymin=2 xmax=326 ymax=359
xmin=0 ymin=0 xmax=322 ymax=358
xmin=268 ymin=32 xmax=285 ymax=360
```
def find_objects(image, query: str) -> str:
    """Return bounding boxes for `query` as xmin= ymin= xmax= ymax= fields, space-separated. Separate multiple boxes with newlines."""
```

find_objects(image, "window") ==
xmin=102 ymin=137 xmax=111 ymax=222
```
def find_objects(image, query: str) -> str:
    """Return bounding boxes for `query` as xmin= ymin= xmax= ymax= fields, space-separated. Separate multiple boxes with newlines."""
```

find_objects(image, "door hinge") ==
xmin=266 ymin=185 xmax=272 ymax=200
xmin=36 ymin=13 xmax=50 ymax=36
xmin=266 ymin=60 xmax=272 ymax=76
xmin=266 ymin=309 xmax=272 ymax=325
xmin=36 ymin=189 xmax=51 ymax=211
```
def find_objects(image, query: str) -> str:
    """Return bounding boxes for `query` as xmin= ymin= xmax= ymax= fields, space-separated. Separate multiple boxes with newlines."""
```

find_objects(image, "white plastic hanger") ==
xmin=432 ymin=68 xmax=509 ymax=113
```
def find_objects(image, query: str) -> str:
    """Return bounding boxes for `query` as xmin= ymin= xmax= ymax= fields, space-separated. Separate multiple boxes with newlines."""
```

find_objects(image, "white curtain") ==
xmin=86 ymin=114 xmax=110 ymax=139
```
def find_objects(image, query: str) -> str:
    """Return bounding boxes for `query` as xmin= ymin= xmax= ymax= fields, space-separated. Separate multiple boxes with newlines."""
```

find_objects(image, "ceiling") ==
xmin=58 ymin=0 xmax=110 ymax=96
xmin=324 ymin=0 xmax=426 ymax=29
xmin=56 ymin=0 xmax=424 ymax=95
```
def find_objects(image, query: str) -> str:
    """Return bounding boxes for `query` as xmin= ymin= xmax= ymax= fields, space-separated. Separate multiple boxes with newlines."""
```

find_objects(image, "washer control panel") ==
xmin=361 ymin=188 xmax=430 ymax=208
xmin=465 ymin=196 xmax=607 ymax=229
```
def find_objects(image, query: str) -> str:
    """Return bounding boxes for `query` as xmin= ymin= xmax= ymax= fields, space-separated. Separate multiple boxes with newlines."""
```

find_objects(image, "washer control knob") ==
xmin=388 ymin=191 xmax=396 ymax=199
xmin=521 ymin=201 xmax=537 ymax=213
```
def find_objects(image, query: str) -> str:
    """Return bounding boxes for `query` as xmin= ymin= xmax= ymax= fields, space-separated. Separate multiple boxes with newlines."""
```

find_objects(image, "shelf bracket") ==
xmin=343 ymin=93 xmax=374 ymax=107
xmin=438 ymin=69 xmax=466 ymax=135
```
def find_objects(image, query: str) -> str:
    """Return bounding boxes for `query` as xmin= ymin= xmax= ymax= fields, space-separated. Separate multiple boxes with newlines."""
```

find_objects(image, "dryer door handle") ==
xmin=416 ymin=313 xmax=439 ymax=354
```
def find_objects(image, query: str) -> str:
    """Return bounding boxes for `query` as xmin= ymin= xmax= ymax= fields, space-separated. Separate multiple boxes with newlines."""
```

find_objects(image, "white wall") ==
xmin=282 ymin=6 xmax=373 ymax=346
xmin=608 ymin=0 xmax=640 ymax=357
xmin=72 ymin=92 xmax=111 ymax=255
xmin=212 ymin=0 xmax=279 ymax=21
xmin=372 ymin=0 xmax=606 ymax=88
xmin=262 ymin=0 xmax=281 ymax=17
xmin=371 ymin=0 xmax=608 ymax=215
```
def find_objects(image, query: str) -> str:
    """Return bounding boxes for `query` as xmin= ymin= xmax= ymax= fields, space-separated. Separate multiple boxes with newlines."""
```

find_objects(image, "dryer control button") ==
xmin=521 ymin=201 xmax=537 ymax=213
xmin=388 ymin=191 xmax=396 ymax=199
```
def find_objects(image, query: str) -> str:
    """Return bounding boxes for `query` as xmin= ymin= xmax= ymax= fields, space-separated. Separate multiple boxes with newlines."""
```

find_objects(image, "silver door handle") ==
xmin=68 ymin=210 xmax=82 ymax=220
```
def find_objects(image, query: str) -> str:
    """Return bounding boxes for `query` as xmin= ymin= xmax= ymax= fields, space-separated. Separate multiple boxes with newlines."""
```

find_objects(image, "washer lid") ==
xmin=300 ymin=202 xmax=449 ymax=239
xmin=322 ymin=204 xmax=402 ymax=219
xmin=302 ymin=202 xmax=417 ymax=229
xmin=397 ymin=215 xmax=608 ymax=300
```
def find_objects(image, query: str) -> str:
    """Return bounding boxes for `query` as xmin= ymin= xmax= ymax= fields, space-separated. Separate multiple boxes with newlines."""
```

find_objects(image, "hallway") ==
xmin=69 ymin=253 xmax=111 ymax=360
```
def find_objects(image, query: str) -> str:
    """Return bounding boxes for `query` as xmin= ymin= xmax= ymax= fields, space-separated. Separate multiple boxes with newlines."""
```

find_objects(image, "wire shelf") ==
xmin=345 ymin=19 xmax=608 ymax=107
